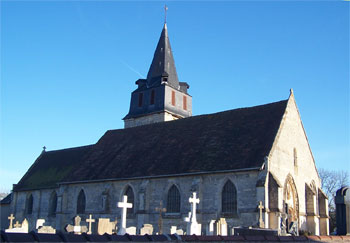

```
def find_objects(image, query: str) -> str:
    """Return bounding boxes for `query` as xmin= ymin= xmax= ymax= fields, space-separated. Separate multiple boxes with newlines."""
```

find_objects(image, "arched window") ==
xmin=124 ymin=186 xmax=134 ymax=214
xmin=77 ymin=190 xmax=86 ymax=214
xmin=26 ymin=194 xmax=33 ymax=215
xmin=222 ymin=181 xmax=237 ymax=214
xmin=150 ymin=90 xmax=155 ymax=105
xmin=167 ymin=185 xmax=180 ymax=213
xmin=49 ymin=192 xmax=57 ymax=216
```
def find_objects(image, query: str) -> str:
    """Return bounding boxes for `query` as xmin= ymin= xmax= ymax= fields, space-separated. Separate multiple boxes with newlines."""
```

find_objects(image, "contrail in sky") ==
xmin=120 ymin=60 xmax=145 ymax=79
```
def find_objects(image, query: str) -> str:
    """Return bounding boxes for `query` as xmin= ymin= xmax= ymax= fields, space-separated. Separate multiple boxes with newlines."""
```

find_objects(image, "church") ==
xmin=8 ymin=22 xmax=329 ymax=236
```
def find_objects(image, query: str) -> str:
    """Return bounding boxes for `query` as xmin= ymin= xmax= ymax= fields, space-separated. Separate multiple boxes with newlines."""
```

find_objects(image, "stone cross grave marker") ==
xmin=86 ymin=214 xmax=95 ymax=234
xmin=155 ymin=201 xmax=166 ymax=234
xmin=65 ymin=215 xmax=88 ymax=234
xmin=14 ymin=221 xmax=21 ymax=228
xmin=188 ymin=192 xmax=201 ymax=235
xmin=6 ymin=219 xmax=29 ymax=233
xmin=7 ymin=214 xmax=15 ymax=229
xmin=258 ymin=201 xmax=265 ymax=228
xmin=7 ymin=213 xmax=15 ymax=229
xmin=117 ymin=195 xmax=132 ymax=235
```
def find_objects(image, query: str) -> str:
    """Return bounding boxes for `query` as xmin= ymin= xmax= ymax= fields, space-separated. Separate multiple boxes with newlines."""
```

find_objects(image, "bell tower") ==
xmin=123 ymin=23 xmax=192 ymax=128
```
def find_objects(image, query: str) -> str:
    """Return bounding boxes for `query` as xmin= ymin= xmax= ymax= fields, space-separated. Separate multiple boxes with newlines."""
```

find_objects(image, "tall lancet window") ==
xmin=77 ymin=190 xmax=86 ymax=214
xmin=26 ymin=194 xmax=33 ymax=215
xmin=167 ymin=185 xmax=180 ymax=213
xmin=150 ymin=90 xmax=155 ymax=105
xmin=124 ymin=186 xmax=134 ymax=214
xmin=49 ymin=191 xmax=57 ymax=216
xmin=222 ymin=181 xmax=237 ymax=214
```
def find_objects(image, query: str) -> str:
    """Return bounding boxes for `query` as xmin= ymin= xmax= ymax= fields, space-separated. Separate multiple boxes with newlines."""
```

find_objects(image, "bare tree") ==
xmin=318 ymin=168 xmax=349 ymax=233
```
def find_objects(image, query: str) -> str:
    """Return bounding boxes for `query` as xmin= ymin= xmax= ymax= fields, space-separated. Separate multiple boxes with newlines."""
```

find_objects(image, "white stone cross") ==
xmin=117 ymin=195 xmax=132 ymax=235
xmin=86 ymin=214 xmax=95 ymax=234
xmin=8 ymin=214 xmax=15 ymax=229
xmin=189 ymin=192 xmax=200 ymax=223
xmin=258 ymin=201 xmax=265 ymax=228
xmin=14 ymin=221 xmax=21 ymax=228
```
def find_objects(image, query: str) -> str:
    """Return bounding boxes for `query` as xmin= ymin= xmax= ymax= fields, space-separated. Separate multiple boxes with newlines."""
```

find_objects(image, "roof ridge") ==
xmin=44 ymin=144 xmax=94 ymax=153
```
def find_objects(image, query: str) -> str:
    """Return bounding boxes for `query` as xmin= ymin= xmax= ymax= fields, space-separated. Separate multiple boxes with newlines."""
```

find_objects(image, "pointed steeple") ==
xmin=146 ymin=23 xmax=180 ymax=89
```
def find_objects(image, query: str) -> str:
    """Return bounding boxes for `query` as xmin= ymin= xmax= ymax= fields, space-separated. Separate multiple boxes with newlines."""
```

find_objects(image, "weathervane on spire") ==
xmin=164 ymin=5 xmax=168 ymax=24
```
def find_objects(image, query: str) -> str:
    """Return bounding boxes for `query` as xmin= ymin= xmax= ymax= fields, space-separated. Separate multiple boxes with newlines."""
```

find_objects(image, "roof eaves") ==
xmin=59 ymin=167 xmax=261 ymax=186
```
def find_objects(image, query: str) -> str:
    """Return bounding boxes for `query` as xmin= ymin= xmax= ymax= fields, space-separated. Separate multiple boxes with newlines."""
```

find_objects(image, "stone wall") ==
xmin=267 ymin=92 xmax=328 ymax=235
xmin=10 ymin=170 xmax=260 ymax=234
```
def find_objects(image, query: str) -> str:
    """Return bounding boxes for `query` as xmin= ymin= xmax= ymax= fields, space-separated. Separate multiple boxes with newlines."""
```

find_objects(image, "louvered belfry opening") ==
xmin=222 ymin=181 xmax=237 ymax=214
xmin=167 ymin=185 xmax=180 ymax=213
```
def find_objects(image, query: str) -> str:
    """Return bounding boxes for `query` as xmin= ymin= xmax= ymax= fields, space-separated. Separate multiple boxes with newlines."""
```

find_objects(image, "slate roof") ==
xmin=146 ymin=23 xmax=180 ymax=89
xmin=14 ymin=145 xmax=93 ymax=191
xmin=0 ymin=193 xmax=12 ymax=204
xmin=14 ymin=99 xmax=288 ymax=191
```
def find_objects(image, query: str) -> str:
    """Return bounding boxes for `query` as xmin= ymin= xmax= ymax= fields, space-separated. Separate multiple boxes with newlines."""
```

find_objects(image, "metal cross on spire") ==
xmin=164 ymin=5 xmax=168 ymax=24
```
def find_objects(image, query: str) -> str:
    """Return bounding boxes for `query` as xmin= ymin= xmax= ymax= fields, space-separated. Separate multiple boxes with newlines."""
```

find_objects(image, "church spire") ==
xmin=146 ymin=23 xmax=180 ymax=89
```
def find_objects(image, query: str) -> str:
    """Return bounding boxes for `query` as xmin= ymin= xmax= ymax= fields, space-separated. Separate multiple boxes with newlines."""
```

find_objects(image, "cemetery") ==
xmin=2 ymin=192 xmax=350 ymax=242
xmin=2 ymin=6 xmax=342 ymax=241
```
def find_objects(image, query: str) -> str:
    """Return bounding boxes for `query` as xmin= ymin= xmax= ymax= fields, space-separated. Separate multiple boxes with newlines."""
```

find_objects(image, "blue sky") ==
xmin=1 ymin=1 xmax=349 ymax=192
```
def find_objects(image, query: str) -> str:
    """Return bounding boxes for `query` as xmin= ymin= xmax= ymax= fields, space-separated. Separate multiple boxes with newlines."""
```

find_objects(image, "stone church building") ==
xmin=8 ymin=23 xmax=329 ymax=235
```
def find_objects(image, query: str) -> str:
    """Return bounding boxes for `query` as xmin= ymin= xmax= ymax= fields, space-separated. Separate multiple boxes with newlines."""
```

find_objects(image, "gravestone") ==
xmin=207 ymin=220 xmax=215 ymax=235
xmin=86 ymin=214 xmax=95 ymax=234
xmin=184 ymin=212 xmax=191 ymax=235
xmin=155 ymin=201 xmax=166 ymax=234
xmin=335 ymin=186 xmax=350 ymax=235
xmin=170 ymin=226 xmax=177 ymax=235
xmin=258 ymin=201 xmax=265 ymax=228
xmin=117 ymin=195 xmax=132 ymax=235
xmin=176 ymin=229 xmax=184 ymax=235
xmin=216 ymin=218 xmax=227 ymax=236
xmin=188 ymin=192 xmax=201 ymax=235
xmin=5 ymin=219 xmax=29 ymax=233
xmin=126 ymin=226 xmax=136 ymax=235
xmin=37 ymin=226 xmax=56 ymax=234
xmin=36 ymin=219 xmax=46 ymax=229
xmin=97 ymin=218 xmax=117 ymax=235
xmin=7 ymin=214 xmax=15 ymax=229
xmin=65 ymin=215 xmax=88 ymax=234
xmin=140 ymin=224 xmax=153 ymax=235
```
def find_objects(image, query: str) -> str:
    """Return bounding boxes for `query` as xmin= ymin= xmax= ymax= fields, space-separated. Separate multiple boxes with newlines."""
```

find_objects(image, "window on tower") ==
xmin=183 ymin=96 xmax=187 ymax=110
xmin=138 ymin=93 xmax=143 ymax=107
xmin=172 ymin=91 xmax=176 ymax=106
